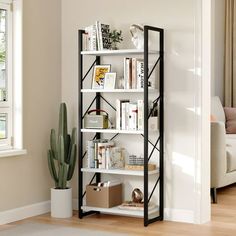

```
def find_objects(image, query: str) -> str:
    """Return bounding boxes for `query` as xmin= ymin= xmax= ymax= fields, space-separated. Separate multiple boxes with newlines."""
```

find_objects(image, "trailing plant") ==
xmin=47 ymin=103 xmax=77 ymax=189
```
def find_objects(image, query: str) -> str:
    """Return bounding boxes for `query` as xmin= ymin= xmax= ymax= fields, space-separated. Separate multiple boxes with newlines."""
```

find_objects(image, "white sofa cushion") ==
xmin=226 ymin=137 xmax=236 ymax=172
xmin=226 ymin=134 xmax=236 ymax=139
xmin=211 ymin=96 xmax=226 ymax=123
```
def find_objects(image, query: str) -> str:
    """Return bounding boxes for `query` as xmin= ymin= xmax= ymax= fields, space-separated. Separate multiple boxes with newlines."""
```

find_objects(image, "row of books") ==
xmin=124 ymin=58 xmax=144 ymax=89
xmin=116 ymin=99 xmax=144 ymax=131
xmin=118 ymin=201 xmax=156 ymax=211
xmin=84 ymin=21 xmax=111 ymax=51
xmin=87 ymin=139 xmax=125 ymax=169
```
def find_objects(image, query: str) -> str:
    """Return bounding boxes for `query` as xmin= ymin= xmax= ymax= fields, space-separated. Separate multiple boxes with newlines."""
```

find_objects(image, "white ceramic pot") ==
xmin=51 ymin=187 xmax=72 ymax=218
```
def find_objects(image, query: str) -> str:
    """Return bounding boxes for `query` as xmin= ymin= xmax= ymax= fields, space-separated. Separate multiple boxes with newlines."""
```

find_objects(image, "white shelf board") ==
xmin=81 ymin=129 xmax=144 ymax=134
xmin=81 ymin=88 xmax=158 ymax=93
xmin=81 ymin=49 xmax=159 ymax=56
xmin=81 ymin=205 xmax=159 ymax=218
xmin=81 ymin=168 xmax=159 ymax=176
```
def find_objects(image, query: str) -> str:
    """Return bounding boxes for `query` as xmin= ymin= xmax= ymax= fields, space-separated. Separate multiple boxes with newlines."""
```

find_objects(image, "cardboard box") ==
xmin=86 ymin=183 xmax=122 ymax=208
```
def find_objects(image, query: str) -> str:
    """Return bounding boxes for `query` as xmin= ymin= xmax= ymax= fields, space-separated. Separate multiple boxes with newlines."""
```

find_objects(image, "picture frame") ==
xmin=92 ymin=65 xmax=111 ymax=89
xmin=104 ymin=72 xmax=117 ymax=89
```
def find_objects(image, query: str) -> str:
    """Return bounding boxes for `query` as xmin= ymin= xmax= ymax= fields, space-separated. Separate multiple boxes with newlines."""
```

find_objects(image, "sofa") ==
xmin=211 ymin=96 xmax=236 ymax=203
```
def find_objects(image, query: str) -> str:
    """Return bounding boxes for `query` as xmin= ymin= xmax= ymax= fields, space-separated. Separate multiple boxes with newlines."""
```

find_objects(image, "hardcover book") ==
xmin=85 ymin=24 xmax=97 ymax=51
xmin=128 ymin=102 xmax=138 ymax=130
xmin=116 ymin=99 xmax=129 ymax=130
xmin=100 ymin=23 xmax=111 ymax=50
xmin=124 ymin=58 xmax=132 ymax=89
xmin=137 ymin=60 xmax=144 ymax=89
xmin=131 ymin=58 xmax=137 ymax=89
xmin=95 ymin=21 xmax=111 ymax=50
xmin=97 ymin=141 xmax=115 ymax=169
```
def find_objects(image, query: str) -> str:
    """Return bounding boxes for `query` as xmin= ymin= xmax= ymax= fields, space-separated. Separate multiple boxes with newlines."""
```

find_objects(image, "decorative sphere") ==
xmin=132 ymin=188 xmax=143 ymax=203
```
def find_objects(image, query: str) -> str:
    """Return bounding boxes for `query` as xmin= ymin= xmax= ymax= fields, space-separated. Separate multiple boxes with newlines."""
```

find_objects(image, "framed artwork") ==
xmin=104 ymin=72 xmax=117 ymax=89
xmin=92 ymin=65 xmax=111 ymax=89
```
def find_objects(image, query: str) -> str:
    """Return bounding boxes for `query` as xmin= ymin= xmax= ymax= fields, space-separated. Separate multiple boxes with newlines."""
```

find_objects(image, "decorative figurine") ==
xmin=132 ymin=188 xmax=144 ymax=203
xmin=130 ymin=24 xmax=144 ymax=50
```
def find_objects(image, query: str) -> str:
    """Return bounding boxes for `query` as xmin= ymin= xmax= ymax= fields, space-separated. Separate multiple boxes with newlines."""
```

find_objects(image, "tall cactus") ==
xmin=47 ymin=103 xmax=77 ymax=189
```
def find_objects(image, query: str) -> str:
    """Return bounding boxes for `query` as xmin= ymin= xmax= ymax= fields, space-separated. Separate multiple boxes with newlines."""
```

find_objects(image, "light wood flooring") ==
xmin=2 ymin=185 xmax=236 ymax=236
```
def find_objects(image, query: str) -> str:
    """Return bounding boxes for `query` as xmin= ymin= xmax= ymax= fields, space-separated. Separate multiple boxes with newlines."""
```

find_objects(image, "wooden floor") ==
xmin=2 ymin=185 xmax=236 ymax=236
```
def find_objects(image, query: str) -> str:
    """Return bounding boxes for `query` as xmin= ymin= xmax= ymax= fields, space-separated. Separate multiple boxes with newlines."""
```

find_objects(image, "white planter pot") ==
xmin=51 ymin=187 xmax=72 ymax=218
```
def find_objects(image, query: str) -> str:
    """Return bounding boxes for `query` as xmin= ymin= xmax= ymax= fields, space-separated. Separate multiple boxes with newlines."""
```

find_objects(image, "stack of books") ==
xmin=118 ymin=201 xmax=156 ymax=211
xmin=84 ymin=21 xmax=111 ymax=51
xmin=87 ymin=139 xmax=125 ymax=169
xmin=116 ymin=99 xmax=144 ymax=131
xmin=124 ymin=58 xmax=144 ymax=89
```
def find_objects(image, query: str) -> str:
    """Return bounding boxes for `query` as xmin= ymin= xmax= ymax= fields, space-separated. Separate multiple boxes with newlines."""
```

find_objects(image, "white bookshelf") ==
xmin=81 ymin=206 xmax=159 ymax=218
xmin=81 ymin=168 xmax=159 ymax=176
xmin=81 ymin=88 xmax=158 ymax=93
xmin=81 ymin=49 xmax=159 ymax=56
xmin=78 ymin=26 xmax=164 ymax=226
xmin=81 ymin=128 xmax=144 ymax=134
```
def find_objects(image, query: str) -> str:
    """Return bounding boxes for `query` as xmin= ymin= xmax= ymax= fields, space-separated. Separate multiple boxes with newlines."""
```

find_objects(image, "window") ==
xmin=0 ymin=0 xmax=25 ymax=156
xmin=0 ymin=1 xmax=12 ymax=149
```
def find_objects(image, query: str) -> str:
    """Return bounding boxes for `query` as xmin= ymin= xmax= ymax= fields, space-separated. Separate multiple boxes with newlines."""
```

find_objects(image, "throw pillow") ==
xmin=224 ymin=107 xmax=236 ymax=134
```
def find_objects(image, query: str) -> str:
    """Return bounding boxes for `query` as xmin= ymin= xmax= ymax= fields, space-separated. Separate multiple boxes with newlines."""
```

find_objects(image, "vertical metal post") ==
xmin=78 ymin=30 xmax=84 ymax=219
xmin=95 ymin=56 xmax=101 ymax=184
xmin=159 ymin=29 xmax=164 ymax=220
xmin=143 ymin=26 xmax=149 ymax=227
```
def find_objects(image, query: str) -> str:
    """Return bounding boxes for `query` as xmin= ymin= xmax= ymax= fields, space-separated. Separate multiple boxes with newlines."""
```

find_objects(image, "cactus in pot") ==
xmin=47 ymin=103 xmax=77 ymax=189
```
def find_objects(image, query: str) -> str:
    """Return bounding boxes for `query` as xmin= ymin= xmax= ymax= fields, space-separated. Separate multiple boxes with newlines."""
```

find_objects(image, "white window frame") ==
xmin=0 ymin=1 xmax=13 ymax=149
xmin=0 ymin=0 xmax=26 ymax=157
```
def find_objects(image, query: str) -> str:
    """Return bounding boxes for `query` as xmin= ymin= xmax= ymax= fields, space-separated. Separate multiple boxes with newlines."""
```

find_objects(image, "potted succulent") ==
xmin=109 ymin=30 xmax=123 ymax=50
xmin=47 ymin=103 xmax=77 ymax=218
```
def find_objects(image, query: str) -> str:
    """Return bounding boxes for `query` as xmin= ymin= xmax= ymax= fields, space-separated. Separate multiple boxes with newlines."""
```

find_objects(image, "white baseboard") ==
xmin=164 ymin=208 xmax=194 ymax=223
xmin=0 ymin=201 xmax=50 ymax=225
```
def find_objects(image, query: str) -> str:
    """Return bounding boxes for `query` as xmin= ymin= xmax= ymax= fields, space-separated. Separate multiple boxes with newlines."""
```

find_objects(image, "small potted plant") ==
xmin=109 ymin=30 xmax=123 ymax=50
xmin=47 ymin=103 xmax=77 ymax=218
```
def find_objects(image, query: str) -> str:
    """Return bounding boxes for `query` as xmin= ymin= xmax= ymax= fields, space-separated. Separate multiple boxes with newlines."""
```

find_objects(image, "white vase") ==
xmin=51 ymin=187 xmax=72 ymax=218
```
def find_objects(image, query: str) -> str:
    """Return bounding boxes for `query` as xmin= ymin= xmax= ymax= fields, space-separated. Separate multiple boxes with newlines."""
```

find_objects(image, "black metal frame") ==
xmin=78 ymin=25 xmax=164 ymax=227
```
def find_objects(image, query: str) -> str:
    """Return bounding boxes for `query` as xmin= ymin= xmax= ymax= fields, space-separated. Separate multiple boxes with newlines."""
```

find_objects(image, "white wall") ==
xmin=62 ymin=0 xmax=209 ymax=223
xmin=0 ymin=0 xmax=61 ymax=212
xmin=212 ymin=0 xmax=225 ymax=101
